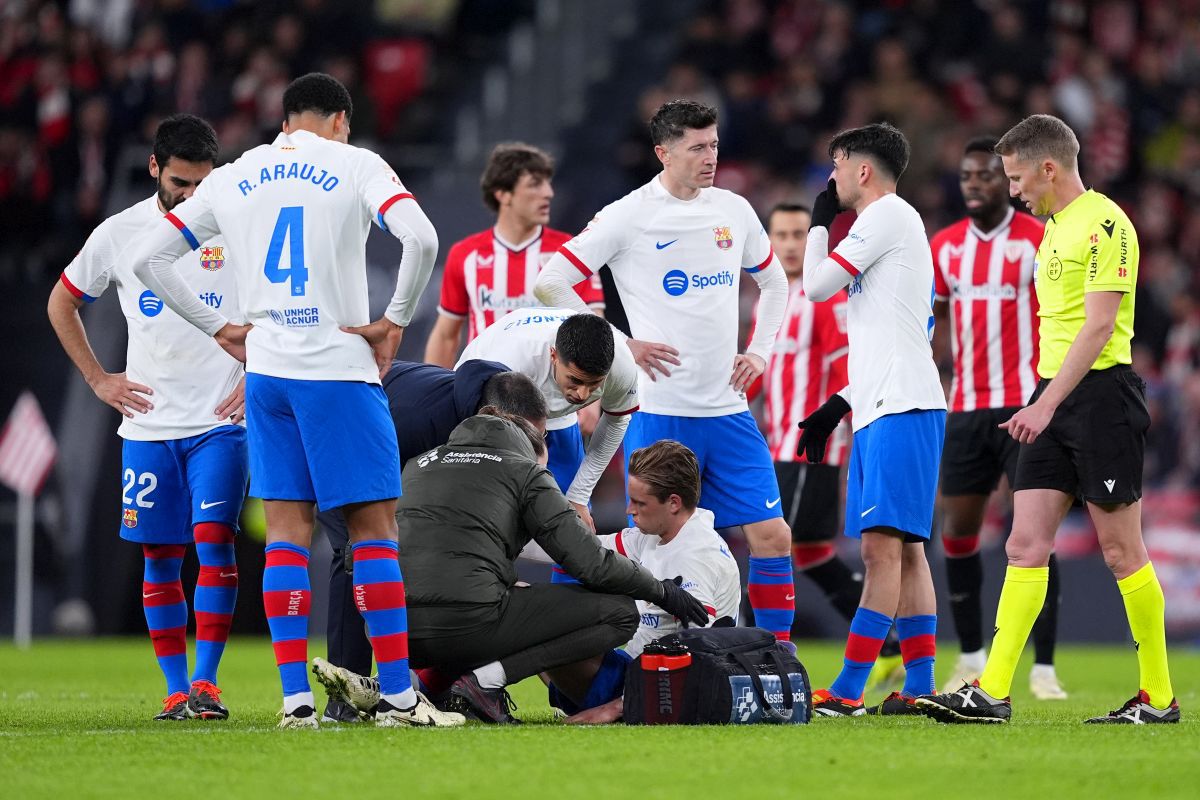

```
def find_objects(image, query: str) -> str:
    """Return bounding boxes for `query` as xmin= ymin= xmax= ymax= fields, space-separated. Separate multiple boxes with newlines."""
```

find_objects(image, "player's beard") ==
xmin=156 ymin=177 xmax=181 ymax=213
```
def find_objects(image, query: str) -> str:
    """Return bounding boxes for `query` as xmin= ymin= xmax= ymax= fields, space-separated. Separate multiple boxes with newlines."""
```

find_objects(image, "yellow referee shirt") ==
xmin=1033 ymin=189 xmax=1138 ymax=378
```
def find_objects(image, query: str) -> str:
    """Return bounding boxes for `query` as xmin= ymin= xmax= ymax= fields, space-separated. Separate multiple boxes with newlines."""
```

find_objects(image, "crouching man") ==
xmin=315 ymin=410 xmax=708 ymax=723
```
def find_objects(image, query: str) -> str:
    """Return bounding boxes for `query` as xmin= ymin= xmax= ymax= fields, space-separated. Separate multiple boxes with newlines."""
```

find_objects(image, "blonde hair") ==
xmin=995 ymin=114 xmax=1079 ymax=170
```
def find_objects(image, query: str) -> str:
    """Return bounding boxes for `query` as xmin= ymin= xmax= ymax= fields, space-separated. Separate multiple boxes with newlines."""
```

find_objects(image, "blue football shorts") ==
xmin=119 ymin=425 xmax=248 ymax=544
xmin=545 ymin=423 xmax=585 ymax=495
xmin=245 ymin=374 xmax=401 ymax=511
xmin=844 ymin=408 xmax=946 ymax=541
xmin=624 ymin=411 xmax=782 ymax=529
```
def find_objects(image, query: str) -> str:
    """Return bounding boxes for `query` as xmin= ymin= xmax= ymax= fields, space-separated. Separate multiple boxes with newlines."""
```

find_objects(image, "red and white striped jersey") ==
xmin=931 ymin=208 xmax=1043 ymax=412
xmin=436 ymin=226 xmax=604 ymax=341
xmin=756 ymin=281 xmax=850 ymax=465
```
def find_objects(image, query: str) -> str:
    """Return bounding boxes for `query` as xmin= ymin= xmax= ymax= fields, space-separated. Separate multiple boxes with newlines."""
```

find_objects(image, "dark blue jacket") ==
xmin=317 ymin=358 xmax=509 ymax=549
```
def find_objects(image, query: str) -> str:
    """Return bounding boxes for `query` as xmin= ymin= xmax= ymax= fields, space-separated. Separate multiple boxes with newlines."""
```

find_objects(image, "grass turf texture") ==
xmin=1 ymin=639 xmax=1196 ymax=799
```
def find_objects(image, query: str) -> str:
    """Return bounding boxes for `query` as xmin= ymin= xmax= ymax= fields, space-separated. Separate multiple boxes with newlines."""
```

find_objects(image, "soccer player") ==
xmin=533 ymin=100 xmax=797 ymax=641
xmin=456 ymin=307 xmax=639 ymax=537
xmin=47 ymin=114 xmax=247 ymax=721
xmin=796 ymin=122 xmax=947 ymax=716
xmin=917 ymin=115 xmax=1178 ymax=725
xmin=124 ymin=73 xmax=461 ymax=728
xmin=423 ymin=142 xmax=604 ymax=367
xmin=931 ymin=136 xmax=1065 ymax=699
xmin=315 ymin=363 xmax=547 ymax=723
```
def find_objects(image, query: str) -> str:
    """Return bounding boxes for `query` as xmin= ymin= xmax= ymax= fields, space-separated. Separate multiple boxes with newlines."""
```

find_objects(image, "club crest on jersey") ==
xmin=200 ymin=246 xmax=225 ymax=271
xmin=713 ymin=226 xmax=734 ymax=250
xmin=1004 ymin=241 xmax=1025 ymax=263
xmin=123 ymin=508 xmax=138 ymax=528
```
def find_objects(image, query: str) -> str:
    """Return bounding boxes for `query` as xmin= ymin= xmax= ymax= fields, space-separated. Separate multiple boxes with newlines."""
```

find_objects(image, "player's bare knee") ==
xmin=1004 ymin=532 xmax=1052 ymax=567
xmin=744 ymin=518 xmax=791 ymax=556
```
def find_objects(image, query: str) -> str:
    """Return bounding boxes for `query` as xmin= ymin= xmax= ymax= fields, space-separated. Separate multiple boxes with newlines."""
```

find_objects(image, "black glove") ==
xmin=658 ymin=576 xmax=710 ymax=629
xmin=796 ymin=393 xmax=851 ymax=463
xmin=810 ymin=178 xmax=840 ymax=230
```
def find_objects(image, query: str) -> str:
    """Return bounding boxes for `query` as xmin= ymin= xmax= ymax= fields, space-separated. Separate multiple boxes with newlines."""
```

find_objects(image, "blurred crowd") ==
xmin=623 ymin=0 xmax=1200 ymax=492
xmin=0 ymin=0 xmax=528 ymax=280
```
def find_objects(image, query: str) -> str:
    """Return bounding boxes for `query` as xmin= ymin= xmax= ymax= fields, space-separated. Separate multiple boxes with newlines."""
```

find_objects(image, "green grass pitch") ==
xmin=1 ymin=638 xmax=1197 ymax=799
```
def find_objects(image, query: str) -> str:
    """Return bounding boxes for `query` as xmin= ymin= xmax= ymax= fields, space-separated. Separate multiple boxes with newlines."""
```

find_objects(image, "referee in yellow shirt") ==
xmin=917 ymin=114 xmax=1177 ymax=725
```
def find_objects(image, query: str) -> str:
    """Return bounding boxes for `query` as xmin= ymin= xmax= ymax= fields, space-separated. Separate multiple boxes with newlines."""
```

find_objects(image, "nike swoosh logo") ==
xmin=765 ymin=498 xmax=781 ymax=508
xmin=785 ymin=594 xmax=795 ymax=601
xmin=143 ymin=592 xmax=164 ymax=599
xmin=199 ymin=500 xmax=226 ymax=509
xmin=655 ymin=239 xmax=678 ymax=250
xmin=220 ymin=572 xmax=237 ymax=579
xmin=860 ymin=505 xmax=877 ymax=518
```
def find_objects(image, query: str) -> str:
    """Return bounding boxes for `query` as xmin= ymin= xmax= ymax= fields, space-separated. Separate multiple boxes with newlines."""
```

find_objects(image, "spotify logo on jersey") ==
xmin=138 ymin=290 xmax=164 ymax=317
xmin=662 ymin=270 xmax=690 ymax=296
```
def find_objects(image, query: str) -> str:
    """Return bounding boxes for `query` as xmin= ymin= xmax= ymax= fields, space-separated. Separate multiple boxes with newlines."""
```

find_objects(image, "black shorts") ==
xmin=940 ymin=407 xmax=1022 ymax=496
xmin=1013 ymin=365 xmax=1149 ymax=504
xmin=774 ymin=461 xmax=840 ymax=542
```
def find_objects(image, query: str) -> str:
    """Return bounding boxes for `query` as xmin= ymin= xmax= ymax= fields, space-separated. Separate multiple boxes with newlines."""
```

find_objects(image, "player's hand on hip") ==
xmin=999 ymin=401 xmax=1053 ymax=444
xmin=90 ymin=372 xmax=153 ymax=418
xmin=570 ymin=501 xmax=596 ymax=532
xmin=214 ymin=322 xmax=252 ymax=363
xmin=730 ymin=353 xmax=765 ymax=393
xmin=215 ymin=376 xmax=245 ymax=424
xmin=627 ymin=338 xmax=680 ymax=381
xmin=341 ymin=317 xmax=404 ymax=379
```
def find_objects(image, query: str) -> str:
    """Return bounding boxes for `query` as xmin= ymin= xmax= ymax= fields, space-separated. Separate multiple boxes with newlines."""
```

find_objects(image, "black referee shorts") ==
xmin=1013 ymin=365 xmax=1149 ymax=504
xmin=774 ymin=460 xmax=840 ymax=542
xmin=940 ymin=407 xmax=1022 ymax=496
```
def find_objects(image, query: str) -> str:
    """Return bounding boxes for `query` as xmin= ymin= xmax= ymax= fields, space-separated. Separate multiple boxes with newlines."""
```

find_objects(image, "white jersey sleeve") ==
xmin=62 ymin=223 xmax=118 ymax=301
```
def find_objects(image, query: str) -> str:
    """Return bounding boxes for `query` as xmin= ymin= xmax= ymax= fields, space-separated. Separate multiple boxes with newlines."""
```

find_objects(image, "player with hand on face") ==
xmin=798 ymin=123 xmax=947 ymax=716
xmin=424 ymin=143 xmax=603 ymax=368
xmin=123 ymin=73 xmax=458 ymax=729
xmin=929 ymin=136 xmax=1065 ymax=699
xmin=48 ymin=114 xmax=247 ymax=722
xmin=534 ymin=100 xmax=797 ymax=642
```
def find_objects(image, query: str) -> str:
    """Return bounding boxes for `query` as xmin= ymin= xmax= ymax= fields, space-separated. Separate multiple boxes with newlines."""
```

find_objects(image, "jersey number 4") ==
xmin=264 ymin=206 xmax=308 ymax=296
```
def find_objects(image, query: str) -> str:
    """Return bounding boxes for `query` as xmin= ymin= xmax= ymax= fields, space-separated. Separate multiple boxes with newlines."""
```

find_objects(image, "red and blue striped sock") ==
xmin=141 ymin=544 xmax=189 ymax=696
xmin=897 ymin=613 xmax=937 ymax=697
xmin=192 ymin=522 xmax=237 ymax=685
xmin=352 ymin=540 xmax=416 ymax=707
xmin=747 ymin=556 xmax=795 ymax=641
xmin=262 ymin=542 xmax=311 ymax=700
xmin=830 ymin=606 xmax=893 ymax=700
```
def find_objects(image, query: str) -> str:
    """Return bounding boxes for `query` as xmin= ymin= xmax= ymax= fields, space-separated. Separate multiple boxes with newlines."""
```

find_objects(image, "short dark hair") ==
xmin=478 ymin=406 xmax=546 ymax=459
xmin=767 ymin=202 xmax=811 ymax=228
xmin=629 ymin=440 xmax=700 ymax=509
xmin=964 ymin=136 xmax=999 ymax=157
xmin=555 ymin=314 xmax=614 ymax=377
xmin=282 ymin=72 xmax=353 ymax=121
xmin=827 ymin=122 xmax=910 ymax=182
xmin=480 ymin=371 xmax=548 ymax=425
xmin=649 ymin=100 xmax=718 ymax=146
xmin=995 ymin=114 xmax=1079 ymax=169
xmin=153 ymin=114 xmax=218 ymax=168
xmin=480 ymin=143 xmax=554 ymax=213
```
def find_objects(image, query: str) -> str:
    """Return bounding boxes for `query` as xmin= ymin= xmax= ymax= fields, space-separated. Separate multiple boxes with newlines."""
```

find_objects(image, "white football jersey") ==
xmin=828 ymin=194 xmax=946 ymax=429
xmin=163 ymin=129 xmax=418 ymax=383
xmin=597 ymin=508 xmax=741 ymax=658
xmin=557 ymin=175 xmax=774 ymax=417
xmin=455 ymin=307 xmax=639 ymax=431
xmin=60 ymin=196 xmax=243 ymax=441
